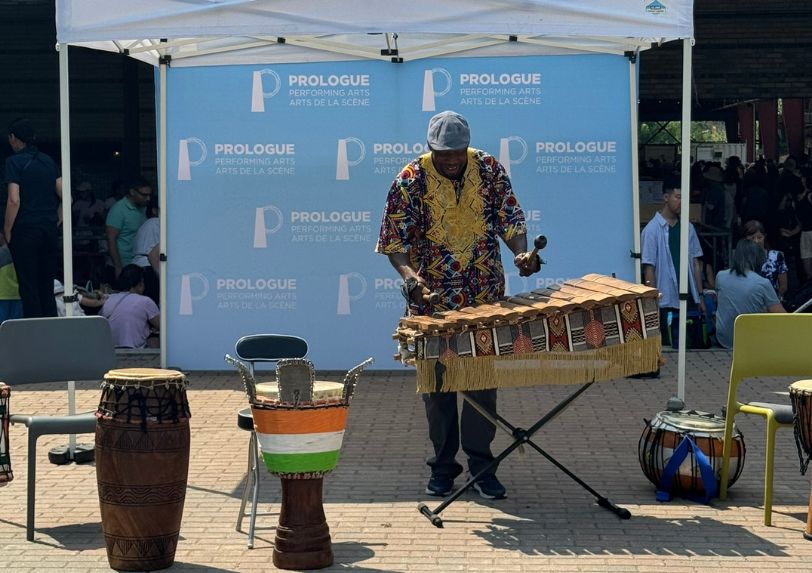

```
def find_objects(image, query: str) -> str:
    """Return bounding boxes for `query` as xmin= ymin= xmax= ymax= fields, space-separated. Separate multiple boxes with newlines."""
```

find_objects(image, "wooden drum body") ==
xmin=789 ymin=380 xmax=812 ymax=540
xmin=252 ymin=380 xmax=347 ymax=571
xmin=639 ymin=410 xmax=745 ymax=497
xmin=95 ymin=368 xmax=191 ymax=571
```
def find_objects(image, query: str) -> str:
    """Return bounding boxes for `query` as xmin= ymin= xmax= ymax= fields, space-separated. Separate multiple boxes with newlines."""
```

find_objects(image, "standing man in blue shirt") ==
xmin=641 ymin=174 xmax=705 ymax=348
xmin=3 ymin=118 xmax=61 ymax=318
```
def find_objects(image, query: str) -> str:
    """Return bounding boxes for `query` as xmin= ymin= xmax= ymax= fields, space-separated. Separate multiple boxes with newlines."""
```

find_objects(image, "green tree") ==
xmin=640 ymin=121 xmax=727 ymax=145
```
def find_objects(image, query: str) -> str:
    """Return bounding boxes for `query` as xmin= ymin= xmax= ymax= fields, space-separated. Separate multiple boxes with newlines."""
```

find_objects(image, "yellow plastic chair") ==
xmin=719 ymin=313 xmax=812 ymax=526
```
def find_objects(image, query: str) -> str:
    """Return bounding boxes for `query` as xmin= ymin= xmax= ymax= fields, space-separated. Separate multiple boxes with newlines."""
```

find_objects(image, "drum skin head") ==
xmin=651 ymin=410 xmax=728 ymax=436
xmin=790 ymin=380 xmax=812 ymax=393
xmin=105 ymin=367 xmax=186 ymax=381
xmin=256 ymin=381 xmax=344 ymax=402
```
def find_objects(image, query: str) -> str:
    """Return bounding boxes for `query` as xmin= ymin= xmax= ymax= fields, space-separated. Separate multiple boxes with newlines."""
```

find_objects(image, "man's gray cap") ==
xmin=427 ymin=111 xmax=470 ymax=151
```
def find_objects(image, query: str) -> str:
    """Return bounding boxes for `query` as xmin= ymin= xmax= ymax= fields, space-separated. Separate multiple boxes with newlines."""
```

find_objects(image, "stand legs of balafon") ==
xmin=417 ymin=382 xmax=631 ymax=527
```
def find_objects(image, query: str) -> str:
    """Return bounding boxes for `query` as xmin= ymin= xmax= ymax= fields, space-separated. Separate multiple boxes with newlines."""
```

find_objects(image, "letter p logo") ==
xmin=421 ymin=68 xmax=452 ymax=112
xmin=179 ymin=273 xmax=210 ymax=316
xmin=251 ymin=69 xmax=281 ymax=112
xmin=498 ymin=136 xmax=528 ymax=178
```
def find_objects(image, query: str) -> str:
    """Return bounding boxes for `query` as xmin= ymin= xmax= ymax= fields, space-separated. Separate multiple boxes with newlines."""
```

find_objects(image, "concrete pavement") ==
xmin=1 ymin=349 xmax=811 ymax=572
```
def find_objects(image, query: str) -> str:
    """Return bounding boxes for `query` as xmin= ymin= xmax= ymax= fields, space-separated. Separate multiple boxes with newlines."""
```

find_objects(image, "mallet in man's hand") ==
xmin=520 ymin=234 xmax=547 ymax=267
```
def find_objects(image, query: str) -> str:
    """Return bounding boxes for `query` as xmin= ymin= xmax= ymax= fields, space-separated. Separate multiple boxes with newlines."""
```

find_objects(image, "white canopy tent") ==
xmin=54 ymin=0 xmax=696 ymax=398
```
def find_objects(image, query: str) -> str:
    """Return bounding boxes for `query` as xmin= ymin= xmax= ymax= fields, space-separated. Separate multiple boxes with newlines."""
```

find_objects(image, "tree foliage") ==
xmin=639 ymin=121 xmax=728 ymax=145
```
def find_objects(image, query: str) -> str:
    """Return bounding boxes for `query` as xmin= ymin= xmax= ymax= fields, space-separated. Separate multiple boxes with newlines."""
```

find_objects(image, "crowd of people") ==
xmin=642 ymin=152 xmax=812 ymax=349
xmin=1 ymin=118 xmax=161 ymax=349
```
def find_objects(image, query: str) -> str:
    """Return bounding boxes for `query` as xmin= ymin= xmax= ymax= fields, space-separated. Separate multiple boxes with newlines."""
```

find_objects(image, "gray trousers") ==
xmin=422 ymin=389 xmax=498 ymax=479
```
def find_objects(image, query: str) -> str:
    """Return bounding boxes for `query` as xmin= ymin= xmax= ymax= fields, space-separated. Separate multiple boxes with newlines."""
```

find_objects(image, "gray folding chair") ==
xmin=224 ymin=333 xmax=308 ymax=549
xmin=0 ymin=316 xmax=115 ymax=541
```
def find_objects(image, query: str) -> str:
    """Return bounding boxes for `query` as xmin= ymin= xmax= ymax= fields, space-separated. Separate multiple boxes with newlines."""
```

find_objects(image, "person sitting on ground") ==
xmin=53 ymin=279 xmax=106 ymax=317
xmin=100 ymin=264 xmax=159 ymax=348
xmin=715 ymin=238 xmax=785 ymax=349
xmin=741 ymin=219 xmax=788 ymax=300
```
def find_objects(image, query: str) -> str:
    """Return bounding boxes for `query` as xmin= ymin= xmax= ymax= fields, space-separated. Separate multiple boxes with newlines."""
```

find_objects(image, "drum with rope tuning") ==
xmin=95 ymin=368 xmax=191 ymax=571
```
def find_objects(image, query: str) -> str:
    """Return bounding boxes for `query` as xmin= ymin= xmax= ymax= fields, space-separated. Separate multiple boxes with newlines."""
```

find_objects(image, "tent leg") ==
xmin=677 ymin=38 xmax=694 ymax=402
xmin=159 ymin=61 xmax=168 ymax=369
xmin=629 ymin=55 xmax=641 ymax=284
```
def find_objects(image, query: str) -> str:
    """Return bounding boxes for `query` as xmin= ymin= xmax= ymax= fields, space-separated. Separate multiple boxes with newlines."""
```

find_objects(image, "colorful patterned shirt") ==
xmin=761 ymin=249 xmax=787 ymax=296
xmin=376 ymin=148 xmax=527 ymax=315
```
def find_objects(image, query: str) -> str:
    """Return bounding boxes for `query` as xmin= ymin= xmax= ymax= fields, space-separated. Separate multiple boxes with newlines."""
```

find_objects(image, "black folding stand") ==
xmin=417 ymin=381 xmax=632 ymax=527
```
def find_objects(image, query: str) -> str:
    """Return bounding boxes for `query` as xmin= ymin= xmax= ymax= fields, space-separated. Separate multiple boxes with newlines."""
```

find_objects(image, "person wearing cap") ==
xmin=376 ymin=110 xmax=540 ymax=500
xmin=4 ymin=118 xmax=62 ymax=318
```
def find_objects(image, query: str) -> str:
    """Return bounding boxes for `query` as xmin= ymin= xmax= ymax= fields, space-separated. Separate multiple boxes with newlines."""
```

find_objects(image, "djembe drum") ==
xmin=789 ymin=380 xmax=812 ymax=540
xmin=639 ymin=409 xmax=745 ymax=497
xmin=224 ymin=355 xmax=372 ymax=570
xmin=95 ymin=368 xmax=191 ymax=571
xmin=0 ymin=382 xmax=12 ymax=487
xmin=253 ymin=377 xmax=346 ymax=570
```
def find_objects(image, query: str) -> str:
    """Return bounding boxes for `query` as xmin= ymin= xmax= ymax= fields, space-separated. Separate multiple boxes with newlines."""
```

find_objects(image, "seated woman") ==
xmin=741 ymin=219 xmax=788 ymax=300
xmin=715 ymin=238 xmax=785 ymax=349
xmin=100 ymin=264 xmax=160 ymax=348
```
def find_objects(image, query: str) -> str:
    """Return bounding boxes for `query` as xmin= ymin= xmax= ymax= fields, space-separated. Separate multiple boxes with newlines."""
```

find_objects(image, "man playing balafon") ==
xmin=376 ymin=110 xmax=541 ymax=499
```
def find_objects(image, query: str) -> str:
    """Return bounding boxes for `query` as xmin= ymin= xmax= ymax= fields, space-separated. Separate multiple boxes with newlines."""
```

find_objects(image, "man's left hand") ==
xmin=514 ymin=252 xmax=541 ymax=277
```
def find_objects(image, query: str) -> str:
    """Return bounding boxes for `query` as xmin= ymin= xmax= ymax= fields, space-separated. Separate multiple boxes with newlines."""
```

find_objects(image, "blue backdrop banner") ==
xmin=164 ymin=54 xmax=634 ymax=370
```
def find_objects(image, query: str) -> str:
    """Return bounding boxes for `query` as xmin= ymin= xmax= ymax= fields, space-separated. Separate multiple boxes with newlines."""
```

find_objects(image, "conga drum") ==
xmin=639 ymin=409 xmax=746 ymax=497
xmin=95 ymin=368 xmax=191 ymax=571
xmin=0 ymin=382 xmax=12 ymax=487
xmin=789 ymin=380 xmax=812 ymax=540
xmin=252 ymin=379 xmax=347 ymax=570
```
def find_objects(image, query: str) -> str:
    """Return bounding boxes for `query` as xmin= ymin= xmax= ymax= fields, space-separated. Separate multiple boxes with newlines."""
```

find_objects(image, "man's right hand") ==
xmin=411 ymin=280 xmax=432 ymax=305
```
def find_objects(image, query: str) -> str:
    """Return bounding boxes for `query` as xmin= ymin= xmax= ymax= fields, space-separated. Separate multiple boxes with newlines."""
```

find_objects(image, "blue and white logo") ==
xmin=177 ymin=137 xmax=207 ymax=181
xmin=179 ymin=273 xmax=210 ymax=315
xmin=336 ymin=137 xmax=366 ymax=181
xmin=421 ymin=68 xmax=453 ymax=112
xmin=251 ymin=69 xmax=282 ymax=112
xmin=253 ymin=205 xmax=285 ymax=248
xmin=337 ymin=272 xmax=368 ymax=315
xmin=645 ymin=1 xmax=667 ymax=15
xmin=498 ymin=136 xmax=528 ymax=178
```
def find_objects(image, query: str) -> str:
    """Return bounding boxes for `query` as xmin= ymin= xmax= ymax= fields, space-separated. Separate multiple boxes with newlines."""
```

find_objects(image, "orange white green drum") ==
xmin=251 ymin=406 xmax=349 ymax=475
xmin=252 ymin=380 xmax=349 ymax=475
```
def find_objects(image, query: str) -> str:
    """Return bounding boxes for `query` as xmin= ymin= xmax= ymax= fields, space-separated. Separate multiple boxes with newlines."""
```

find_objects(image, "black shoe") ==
xmin=472 ymin=475 xmax=507 ymax=500
xmin=425 ymin=474 xmax=454 ymax=497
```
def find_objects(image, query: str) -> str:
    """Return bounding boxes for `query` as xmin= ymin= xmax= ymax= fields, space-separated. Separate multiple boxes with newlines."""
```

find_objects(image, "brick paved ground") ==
xmin=1 ymin=349 xmax=812 ymax=572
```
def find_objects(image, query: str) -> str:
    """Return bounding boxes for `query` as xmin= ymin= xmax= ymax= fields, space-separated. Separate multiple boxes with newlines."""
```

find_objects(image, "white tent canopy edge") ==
xmin=54 ymin=0 xmax=695 ymax=400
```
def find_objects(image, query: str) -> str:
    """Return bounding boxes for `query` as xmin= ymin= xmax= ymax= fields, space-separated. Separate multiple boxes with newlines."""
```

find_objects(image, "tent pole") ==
xmin=58 ymin=42 xmax=77 ymax=457
xmin=159 ymin=61 xmax=168 ymax=369
xmin=629 ymin=55 xmax=641 ymax=283
xmin=677 ymin=38 xmax=694 ymax=402
xmin=58 ymin=44 xmax=74 ymax=317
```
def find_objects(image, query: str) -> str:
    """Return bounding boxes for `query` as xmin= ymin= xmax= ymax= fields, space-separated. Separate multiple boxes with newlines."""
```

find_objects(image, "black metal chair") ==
xmin=225 ymin=334 xmax=308 ymax=549
xmin=0 ymin=316 xmax=115 ymax=541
